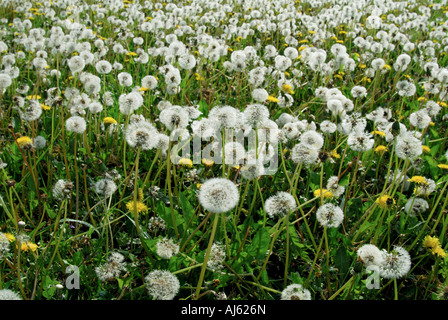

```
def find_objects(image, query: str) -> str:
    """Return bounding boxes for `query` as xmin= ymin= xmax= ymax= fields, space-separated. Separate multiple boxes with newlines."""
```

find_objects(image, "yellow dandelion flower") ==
xmin=374 ymin=145 xmax=388 ymax=153
xmin=422 ymin=145 xmax=431 ymax=153
xmin=383 ymin=64 xmax=391 ymax=70
xmin=299 ymin=39 xmax=309 ymax=44
xmin=432 ymin=246 xmax=447 ymax=258
xmin=16 ymin=136 xmax=32 ymax=148
xmin=138 ymin=87 xmax=150 ymax=92
xmin=438 ymin=101 xmax=447 ymax=107
xmin=438 ymin=164 xmax=448 ymax=170
xmin=313 ymin=188 xmax=335 ymax=199
xmin=336 ymin=40 xmax=344 ymax=43
xmin=178 ymin=158 xmax=193 ymax=168
xmin=20 ymin=241 xmax=38 ymax=252
xmin=103 ymin=117 xmax=117 ymax=125
xmin=423 ymin=235 xmax=440 ymax=249
xmin=126 ymin=52 xmax=138 ymax=56
xmin=408 ymin=176 xmax=428 ymax=185
xmin=282 ymin=84 xmax=294 ymax=94
xmin=195 ymin=73 xmax=205 ymax=81
xmin=358 ymin=63 xmax=367 ymax=69
xmin=267 ymin=95 xmax=280 ymax=103
xmin=2 ymin=233 xmax=15 ymax=242
xmin=375 ymin=195 xmax=395 ymax=209
xmin=298 ymin=46 xmax=307 ymax=51
xmin=126 ymin=200 xmax=148 ymax=215
xmin=26 ymin=95 xmax=41 ymax=100
xmin=41 ymin=104 xmax=51 ymax=110
xmin=372 ymin=130 xmax=386 ymax=137
xmin=202 ymin=158 xmax=214 ymax=167
xmin=330 ymin=149 xmax=340 ymax=159
xmin=196 ymin=183 xmax=202 ymax=189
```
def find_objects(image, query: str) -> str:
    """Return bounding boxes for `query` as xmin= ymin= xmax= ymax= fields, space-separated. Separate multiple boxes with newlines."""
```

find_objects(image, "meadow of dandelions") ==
xmin=0 ymin=0 xmax=447 ymax=301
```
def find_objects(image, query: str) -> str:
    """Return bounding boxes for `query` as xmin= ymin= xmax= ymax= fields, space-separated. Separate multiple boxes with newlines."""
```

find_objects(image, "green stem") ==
xmin=194 ymin=213 xmax=219 ymax=300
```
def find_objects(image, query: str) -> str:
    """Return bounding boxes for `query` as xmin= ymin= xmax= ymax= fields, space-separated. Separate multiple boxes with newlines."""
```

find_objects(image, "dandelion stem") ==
xmin=195 ymin=212 xmax=219 ymax=300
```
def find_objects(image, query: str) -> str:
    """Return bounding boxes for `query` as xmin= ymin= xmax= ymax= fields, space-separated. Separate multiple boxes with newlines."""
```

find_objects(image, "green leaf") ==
xmin=425 ymin=155 xmax=440 ymax=179
xmin=334 ymin=247 xmax=350 ymax=278
xmin=246 ymin=227 xmax=270 ymax=262
xmin=198 ymin=99 xmax=209 ymax=117
xmin=179 ymin=192 xmax=195 ymax=226
xmin=156 ymin=201 xmax=185 ymax=231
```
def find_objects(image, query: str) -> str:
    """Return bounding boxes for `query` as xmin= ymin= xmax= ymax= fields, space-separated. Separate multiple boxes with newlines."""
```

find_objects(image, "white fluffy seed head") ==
xmin=265 ymin=191 xmax=296 ymax=219
xmin=65 ymin=115 xmax=87 ymax=133
xmin=145 ymin=270 xmax=180 ymax=300
xmin=198 ymin=178 xmax=239 ymax=213
xmin=378 ymin=246 xmax=411 ymax=279
xmin=281 ymin=284 xmax=312 ymax=300
xmin=316 ymin=203 xmax=344 ymax=228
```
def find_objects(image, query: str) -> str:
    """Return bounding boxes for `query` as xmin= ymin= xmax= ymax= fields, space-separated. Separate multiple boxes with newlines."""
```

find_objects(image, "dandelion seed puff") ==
xmin=281 ymin=284 xmax=311 ymax=300
xmin=300 ymin=130 xmax=324 ymax=150
xmin=316 ymin=203 xmax=344 ymax=228
xmin=148 ymin=216 xmax=166 ymax=233
xmin=88 ymin=101 xmax=103 ymax=114
xmin=68 ymin=56 xmax=85 ymax=74
xmin=198 ymin=178 xmax=239 ymax=213
xmin=0 ymin=73 xmax=12 ymax=89
xmin=409 ymin=110 xmax=431 ymax=129
xmin=240 ymin=157 xmax=265 ymax=180
xmin=222 ymin=141 xmax=246 ymax=165
xmin=424 ymin=101 xmax=441 ymax=118
xmin=0 ymin=233 xmax=10 ymax=259
xmin=95 ymin=60 xmax=112 ymax=74
xmin=251 ymin=88 xmax=269 ymax=102
xmin=141 ymin=75 xmax=158 ymax=90
xmin=357 ymin=244 xmax=384 ymax=267
xmin=320 ymin=120 xmax=337 ymax=134
xmin=145 ymin=270 xmax=180 ymax=300
xmin=395 ymin=131 xmax=422 ymax=160
xmin=117 ymin=72 xmax=133 ymax=87
xmin=126 ymin=121 xmax=159 ymax=150
xmin=265 ymin=191 xmax=296 ymax=219
xmin=178 ymin=53 xmax=196 ymax=70
xmin=19 ymin=100 xmax=42 ymax=121
xmin=414 ymin=178 xmax=436 ymax=196
xmin=404 ymin=197 xmax=429 ymax=216
xmin=159 ymin=105 xmax=190 ymax=131
xmin=351 ymin=85 xmax=367 ymax=98
xmin=52 ymin=179 xmax=74 ymax=200
xmin=347 ymin=128 xmax=374 ymax=152
xmin=326 ymin=176 xmax=345 ymax=198
xmin=243 ymin=103 xmax=270 ymax=127
xmin=95 ymin=252 xmax=126 ymax=282
xmin=156 ymin=237 xmax=179 ymax=260
xmin=291 ymin=143 xmax=319 ymax=166
xmin=378 ymin=246 xmax=411 ymax=279
xmin=32 ymin=136 xmax=46 ymax=149
xmin=118 ymin=92 xmax=144 ymax=115
xmin=94 ymin=178 xmax=117 ymax=198
xmin=207 ymin=242 xmax=226 ymax=271
xmin=0 ymin=289 xmax=22 ymax=300
xmin=65 ymin=116 xmax=87 ymax=133
xmin=208 ymin=105 xmax=238 ymax=130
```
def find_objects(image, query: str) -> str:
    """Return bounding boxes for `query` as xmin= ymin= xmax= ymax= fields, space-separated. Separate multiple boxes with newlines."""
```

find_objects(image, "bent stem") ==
xmin=194 ymin=212 xmax=219 ymax=300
